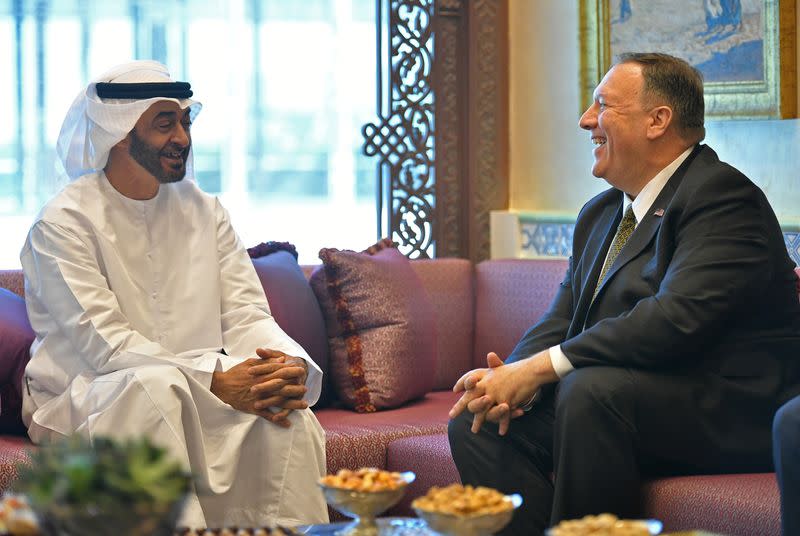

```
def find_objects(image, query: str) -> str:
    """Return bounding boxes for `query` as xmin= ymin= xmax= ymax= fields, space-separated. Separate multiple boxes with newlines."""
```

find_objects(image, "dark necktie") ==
xmin=593 ymin=205 xmax=636 ymax=299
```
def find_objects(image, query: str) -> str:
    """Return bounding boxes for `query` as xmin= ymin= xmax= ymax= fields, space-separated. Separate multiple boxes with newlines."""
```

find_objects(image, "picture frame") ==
xmin=579 ymin=0 xmax=797 ymax=120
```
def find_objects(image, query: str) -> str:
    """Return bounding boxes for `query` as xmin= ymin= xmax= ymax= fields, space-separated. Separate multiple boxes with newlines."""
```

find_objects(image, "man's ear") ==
xmin=646 ymin=106 xmax=672 ymax=140
xmin=114 ymin=132 xmax=133 ymax=150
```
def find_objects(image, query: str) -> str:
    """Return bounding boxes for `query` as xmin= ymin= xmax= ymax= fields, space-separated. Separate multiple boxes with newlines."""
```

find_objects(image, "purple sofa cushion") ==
xmin=410 ymin=259 xmax=474 ymax=390
xmin=0 ymin=272 xmax=24 ymax=298
xmin=386 ymin=433 xmax=460 ymax=516
xmin=474 ymin=259 xmax=568 ymax=368
xmin=316 ymin=390 xmax=458 ymax=474
xmin=0 ymin=289 xmax=34 ymax=435
xmin=248 ymin=243 xmax=331 ymax=407
xmin=0 ymin=436 xmax=33 ymax=491
xmin=641 ymin=473 xmax=780 ymax=536
xmin=310 ymin=239 xmax=437 ymax=412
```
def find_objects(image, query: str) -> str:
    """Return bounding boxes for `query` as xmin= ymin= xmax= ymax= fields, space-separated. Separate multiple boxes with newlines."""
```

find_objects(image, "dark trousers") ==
xmin=448 ymin=367 xmax=774 ymax=536
xmin=774 ymin=395 xmax=800 ymax=536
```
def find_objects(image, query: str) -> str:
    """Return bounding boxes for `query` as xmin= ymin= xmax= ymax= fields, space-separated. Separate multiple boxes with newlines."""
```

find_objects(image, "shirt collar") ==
xmin=624 ymin=145 xmax=694 ymax=226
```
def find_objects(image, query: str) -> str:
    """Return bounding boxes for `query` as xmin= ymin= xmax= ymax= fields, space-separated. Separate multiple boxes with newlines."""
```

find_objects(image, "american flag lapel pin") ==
xmin=653 ymin=208 xmax=665 ymax=217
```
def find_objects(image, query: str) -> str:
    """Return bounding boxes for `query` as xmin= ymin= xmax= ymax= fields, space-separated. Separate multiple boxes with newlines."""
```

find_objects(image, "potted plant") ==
xmin=13 ymin=435 xmax=190 ymax=536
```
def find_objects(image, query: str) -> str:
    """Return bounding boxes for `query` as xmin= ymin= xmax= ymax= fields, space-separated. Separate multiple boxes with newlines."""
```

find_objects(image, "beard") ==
xmin=128 ymin=129 xmax=189 ymax=183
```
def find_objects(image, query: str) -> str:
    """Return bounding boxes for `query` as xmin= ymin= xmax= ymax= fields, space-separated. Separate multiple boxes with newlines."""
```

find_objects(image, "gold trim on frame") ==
xmin=579 ymin=0 xmax=797 ymax=119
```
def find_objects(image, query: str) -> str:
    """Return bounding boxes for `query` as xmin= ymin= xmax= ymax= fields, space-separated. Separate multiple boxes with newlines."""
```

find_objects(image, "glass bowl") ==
xmin=318 ymin=471 xmax=415 ymax=536
xmin=412 ymin=493 xmax=522 ymax=536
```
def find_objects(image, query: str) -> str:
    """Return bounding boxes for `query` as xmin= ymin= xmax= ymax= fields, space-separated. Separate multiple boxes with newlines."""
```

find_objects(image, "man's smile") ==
xmin=160 ymin=148 xmax=187 ymax=167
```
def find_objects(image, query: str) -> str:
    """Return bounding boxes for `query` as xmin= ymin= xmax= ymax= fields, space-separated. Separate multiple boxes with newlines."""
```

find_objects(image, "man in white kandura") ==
xmin=19 ymin=60 xmax=329 ymax=528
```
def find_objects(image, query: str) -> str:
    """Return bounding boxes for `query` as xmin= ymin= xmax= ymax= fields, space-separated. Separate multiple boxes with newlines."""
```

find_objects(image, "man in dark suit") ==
xmin=448 ymin=52 xmax=800 ymax=536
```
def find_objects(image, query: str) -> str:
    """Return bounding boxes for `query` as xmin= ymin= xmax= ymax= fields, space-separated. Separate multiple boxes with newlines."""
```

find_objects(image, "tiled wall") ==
xmin=515 ymin=215 xmax=800 ymax=268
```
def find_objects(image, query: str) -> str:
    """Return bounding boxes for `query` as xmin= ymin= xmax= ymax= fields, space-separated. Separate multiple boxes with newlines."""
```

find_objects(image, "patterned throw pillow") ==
xmin=310 ymin=239 xmax=437 ymax=412
xmin=0 ymin=288 xmax=34 ymax=435
xmin=248 ymin=241 xmax=331 ymax=407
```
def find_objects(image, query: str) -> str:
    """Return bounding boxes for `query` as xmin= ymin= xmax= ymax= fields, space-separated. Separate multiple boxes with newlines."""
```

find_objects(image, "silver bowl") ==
xmin=318 ymin=471 xmax=415 ymax=536
xmin=412 ymin=493 xmax=522 ymax=536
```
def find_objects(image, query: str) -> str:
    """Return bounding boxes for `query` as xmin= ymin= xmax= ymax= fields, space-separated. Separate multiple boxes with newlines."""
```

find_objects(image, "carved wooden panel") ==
xmin=434 ymin=0 xmax=465 ymax=258
xmin=466 ymin=0 xmax=508 ymax=263
xmin=362 ymin=0 xmax=436 ymax=259
xmin=362 ymin=0 xmax=508 ymax=262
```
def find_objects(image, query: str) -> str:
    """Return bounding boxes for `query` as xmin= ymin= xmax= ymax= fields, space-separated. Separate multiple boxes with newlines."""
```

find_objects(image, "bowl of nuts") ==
xmin=318 ymin=468 xmax=415 ymax=536
xmin=546 ymin=513 xmax=662 ymax=535
xmin=411 ymin=484 xmax=521 ymax=536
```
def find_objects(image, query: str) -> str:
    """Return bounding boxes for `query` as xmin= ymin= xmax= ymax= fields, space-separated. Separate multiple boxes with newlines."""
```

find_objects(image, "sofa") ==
xmin=0 ymin=255 xmax=788 ymax=535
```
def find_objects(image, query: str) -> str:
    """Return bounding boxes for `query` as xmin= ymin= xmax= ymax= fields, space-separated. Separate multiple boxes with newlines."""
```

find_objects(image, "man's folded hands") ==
xmin=448 ymin=350 xmax=557 ymax=436
xmin=210 ymin=348 xmax=310 ymax=428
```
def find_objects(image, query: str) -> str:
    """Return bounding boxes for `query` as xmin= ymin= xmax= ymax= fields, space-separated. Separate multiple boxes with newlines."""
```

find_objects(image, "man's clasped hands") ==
xmin=449 ymin=350 xmax=559 ymax=435
xmin=208 ymin=346 xmax=560 ymax=433
xmin=210 ymin=348 xmax=309 ymax=428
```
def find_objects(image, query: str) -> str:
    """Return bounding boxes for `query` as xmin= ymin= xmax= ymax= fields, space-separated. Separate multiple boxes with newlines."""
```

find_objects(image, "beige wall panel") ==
xmin=509 ymin=1 xmax=604 ymax=217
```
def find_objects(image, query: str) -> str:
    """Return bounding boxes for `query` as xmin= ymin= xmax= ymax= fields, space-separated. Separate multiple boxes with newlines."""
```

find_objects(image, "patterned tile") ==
xmin=519 ymin=216 xmax=800 ymax=266
xmin=785 ymin=232 xmax=800 ymax=267
xmin=520 ymin=221 xmax=574 ymax=257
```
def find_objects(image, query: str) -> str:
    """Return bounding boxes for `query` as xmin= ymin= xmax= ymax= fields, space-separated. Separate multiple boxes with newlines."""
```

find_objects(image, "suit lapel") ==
xmin=580 ymin=200 xmax=622 ymax=298
xmin=571 ymin=197 xmax=622 ymax=333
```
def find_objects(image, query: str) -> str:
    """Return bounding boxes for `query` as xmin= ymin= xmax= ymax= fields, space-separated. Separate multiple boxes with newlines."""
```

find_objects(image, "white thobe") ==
xmin=19 ymin=173 xmax=328 ymax=528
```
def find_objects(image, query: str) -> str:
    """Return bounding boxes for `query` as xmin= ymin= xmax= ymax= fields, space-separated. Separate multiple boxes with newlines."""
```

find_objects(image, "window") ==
xmin=0 ymin=0 xmax=377 ymax=266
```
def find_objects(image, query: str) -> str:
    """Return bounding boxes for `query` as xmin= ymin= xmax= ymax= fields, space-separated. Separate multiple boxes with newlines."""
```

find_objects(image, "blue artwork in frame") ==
xmin=610 ymin=0 xmax=762 ymax=83
xmin=579 ymin=0 xmax=797 ymax=119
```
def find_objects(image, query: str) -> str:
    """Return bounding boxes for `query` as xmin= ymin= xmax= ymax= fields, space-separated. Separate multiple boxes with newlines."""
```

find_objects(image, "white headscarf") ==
xmin=56 ymin=60 xmax=202 ymax=181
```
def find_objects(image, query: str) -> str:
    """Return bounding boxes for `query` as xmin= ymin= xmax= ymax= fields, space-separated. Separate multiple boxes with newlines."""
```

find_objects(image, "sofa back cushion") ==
xmin=310 ymin=240 xmax=437 ymax=412
xmin=249 ymin=245 xmax=331 ymax=407
xmin=0 ymin=288 xmax=34 ymax=435
xmin=0 ymin=271 xmax=24 ymax=298
xmin=411 ymin=259 xmax=474 ymax=389
xmin=474 ymin=259 xmax=568 ymax=368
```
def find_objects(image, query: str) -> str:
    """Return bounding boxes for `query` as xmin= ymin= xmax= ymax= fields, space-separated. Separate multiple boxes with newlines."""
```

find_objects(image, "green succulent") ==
xmin=13 ymin=435 xmax=191 ymax=536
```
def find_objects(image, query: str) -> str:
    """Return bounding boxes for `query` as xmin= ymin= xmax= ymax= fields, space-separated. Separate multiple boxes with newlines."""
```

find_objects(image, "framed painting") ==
xmin=579 ymin=0 xmax=797 ymax=119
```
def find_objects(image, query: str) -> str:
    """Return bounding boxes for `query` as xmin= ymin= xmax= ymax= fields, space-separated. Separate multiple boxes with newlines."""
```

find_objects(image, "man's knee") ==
xmin=288 ymin=408 xmax=324 ymax=441
xmin=774 ymin=395 xmax=800 ymax=444
xmin=448 ymin=411 xmax=474 ymax=447
xmin=448 ymin=410 xmax=492 ymax=462
xmin=128 ymin=365 xmax=190 ymax=393
xmin=555 ymin=367 xmax=635 ymax=425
